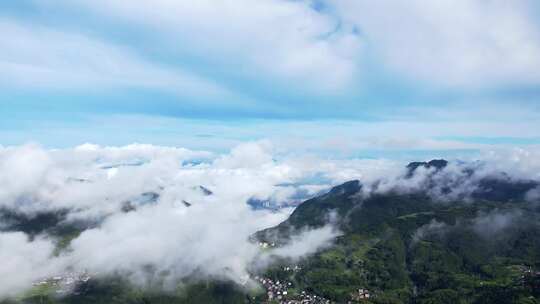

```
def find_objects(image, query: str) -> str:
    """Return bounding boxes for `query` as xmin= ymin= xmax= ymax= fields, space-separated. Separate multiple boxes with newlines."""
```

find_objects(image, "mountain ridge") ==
xmin=255 ymin=159 xmax=540 ymax=303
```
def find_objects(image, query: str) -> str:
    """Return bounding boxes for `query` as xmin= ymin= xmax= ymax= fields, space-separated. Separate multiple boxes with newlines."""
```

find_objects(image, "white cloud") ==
xmin=5 ymin=0 xmax=539 ymax=95
xmin=0 ymin=232 xmax=62 ymax=297
xmin=1 ymin=141 xmax=540 ymax=298
xmin=334 ymin=0 xmax=540 ymax=87
xmin=4 ymin=0 xmax=539 ymax=95
xmin=70 ymin=0 xmax=540 ymax=89
xmin=526 ymin=187 xmax=540 ymax=202
xmin=0 ymin=142 xmax=363 ymax=296
xmin=0 ymin=19 xmax=232 ymax=97
xmin=472 ymin=209 xmax=523 ymax=238
xmin=480 ymin=147 xmax=540 ymax=180
xmin=214 ymin=140 xmax=274 ymax=169
xmin=52 ymin=0 xmax=363 ymax=91
xmin=68 ymin=200 xmax=273 ymax=286
xmin=4 ymin=141 xmax=538 ymax=216
xmin=0 ymin=144 xmax=58 ymax=211
xmin=267 ymin=225 xmax=340 ymax=259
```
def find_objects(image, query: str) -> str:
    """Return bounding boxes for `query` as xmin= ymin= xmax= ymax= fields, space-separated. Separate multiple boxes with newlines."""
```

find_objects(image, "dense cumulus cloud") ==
xmin=0 ymin=142 xmax=394 ymax=298
xmin=1 ymin=141 xmax=540 ymax=298
xmin=0 ymin=232 xmax=62 ymax=297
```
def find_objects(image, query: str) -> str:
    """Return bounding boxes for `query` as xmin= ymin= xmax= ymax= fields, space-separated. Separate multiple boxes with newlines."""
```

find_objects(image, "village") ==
xmin=32 ymin=271 xmax=92 ymax=295
xmin=520 ymin=266 xmax=540 ymax=291
xmin=255 ymin=242 xmax=371 ymax=303
xmin=254 ymin=275 xmax=331 ymax=304
xmin=28 ymin=243 xmax=375 ymax=304
xmin=254 ymin=262 xmax=373 ymax=303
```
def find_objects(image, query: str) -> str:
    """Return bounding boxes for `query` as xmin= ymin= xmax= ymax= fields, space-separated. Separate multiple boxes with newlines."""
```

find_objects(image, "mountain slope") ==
xmin=258 ymin=160 xmax=540 ymax=303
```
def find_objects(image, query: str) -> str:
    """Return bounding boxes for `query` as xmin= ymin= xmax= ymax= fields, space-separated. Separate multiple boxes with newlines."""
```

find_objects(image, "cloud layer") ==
xmin=1 ymin=141 xmax=540 ymax=298
xmin=0 ymin=142 xmax=379 ymax=298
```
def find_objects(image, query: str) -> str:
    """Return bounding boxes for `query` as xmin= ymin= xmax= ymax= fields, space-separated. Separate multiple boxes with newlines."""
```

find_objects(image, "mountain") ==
xmin=405 ymin=159 xmax=448 ymax=177
xmin=257 ymin=160 xmax=540 ymax=303
xmin=198 ymin=185 xmax=213 ymax=196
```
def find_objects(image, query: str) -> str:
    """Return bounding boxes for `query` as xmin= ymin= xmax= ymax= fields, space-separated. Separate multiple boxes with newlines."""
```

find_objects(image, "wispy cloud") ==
xmin=0 ymin=1 xmax=539 ymax=149
xmin=334 ymin=0 xmax=540 ymax=88
xmin=0 ymin=18 xmax=234 ymax=98
xmin=42 ymin=0 xmax=363 ymax=92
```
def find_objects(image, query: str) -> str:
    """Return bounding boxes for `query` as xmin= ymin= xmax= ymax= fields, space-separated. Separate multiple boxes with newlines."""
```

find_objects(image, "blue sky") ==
xmin=1 ymin=0 xmax=540 ymax=158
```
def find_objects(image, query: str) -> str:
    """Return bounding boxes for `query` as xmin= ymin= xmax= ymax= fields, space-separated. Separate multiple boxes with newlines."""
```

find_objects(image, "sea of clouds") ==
xmin=1 ymin=141 xmax=539 ymax=298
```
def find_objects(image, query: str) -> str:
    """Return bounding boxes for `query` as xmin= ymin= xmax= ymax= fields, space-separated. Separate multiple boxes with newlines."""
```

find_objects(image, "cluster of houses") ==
xmin=521 ymin=266 xmax=540 ymax=291
xmin=521 ymin=267 xmax=540 ymax=277
xmin=255 ymin=276 xmax=291 ymax=302
xmin=251 ymin=258 xmax=372 ymax=303
xmin=282 ymin=265 xmax=302 ymax=272
xmin=291 ymin=290 xmax=332 ymax=304
xmin=349 ymin=288 xmax=371 ymax=302
xmin=32 ymin=271 xmax=91 ymax=294
xmin=253 ymin=275 xmax=330 ymax=304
